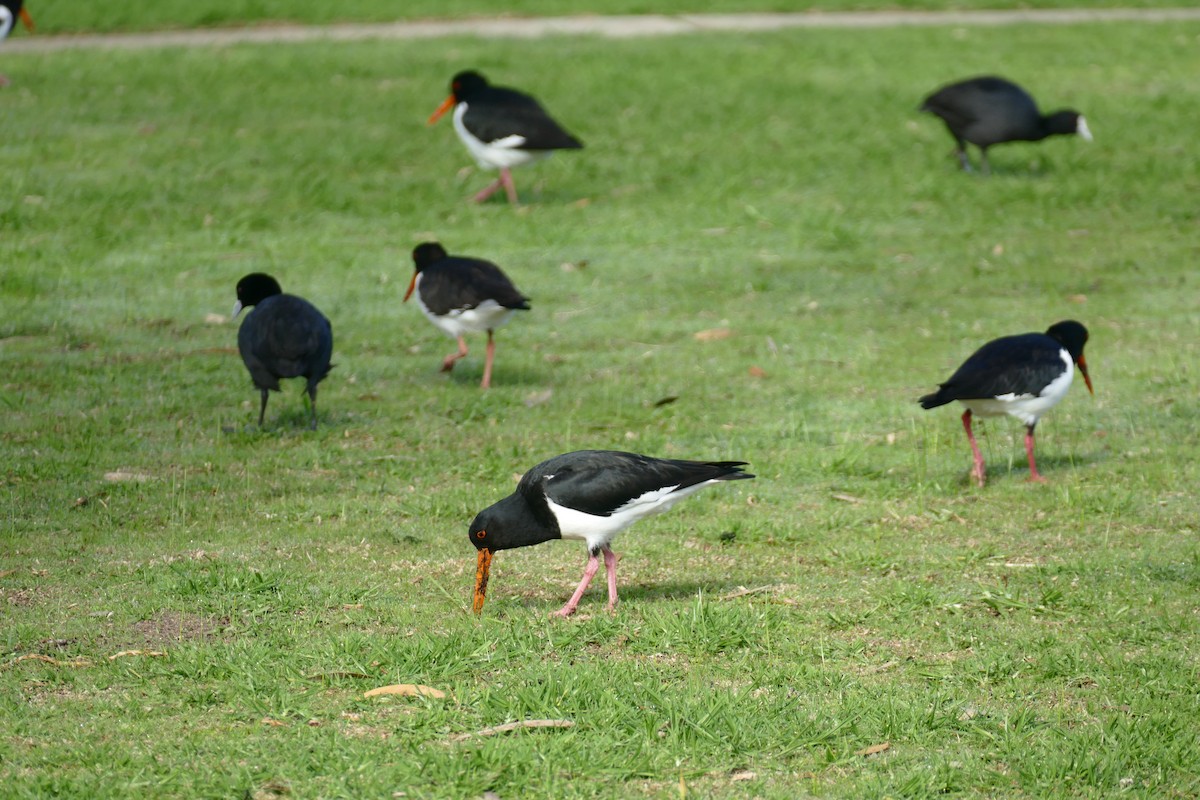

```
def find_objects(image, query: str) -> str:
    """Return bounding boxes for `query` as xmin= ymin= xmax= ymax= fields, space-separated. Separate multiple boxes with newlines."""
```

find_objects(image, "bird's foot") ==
xmin=1025 ymin=474 xmax=1047 ymax=484
xmin=970 ymin=467 xmax=986 ymax=488
xmin=440 ymin=357 xmax=457 ymax=373
xmin=549 ymin=605 xmax=577 ymax=619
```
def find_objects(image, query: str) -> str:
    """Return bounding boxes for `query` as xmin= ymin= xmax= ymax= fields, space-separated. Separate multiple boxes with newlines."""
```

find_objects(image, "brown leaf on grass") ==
xmin=108 ymin=649 xmax=166 ymax=660
xmin=2 ymin=654 xmax=92 ymax=670
xmin=364 ymin=684 xmax=446 ymax=700
xmin=748 ymin=365 xmax=766 ymax=378
xmin=730 ymin=769 xmax=756 ymax=781
xmin=450 ymin=719 xmax=574 ymax=741
xmin=261 ymin=718 xmax=286 ymax=727
xmin=693 ymin=327 xmax=733 ymax=342
xmin=831 ymin=493 xmax=865 ymax=504
xmin=855 ymin=742 xmax=891 ymax=757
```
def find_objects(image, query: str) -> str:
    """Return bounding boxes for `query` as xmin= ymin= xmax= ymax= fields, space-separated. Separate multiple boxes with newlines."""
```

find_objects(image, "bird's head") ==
xmin=467 ymin=490 xmax=555 ymax=614
xmin=232 ymin=273 xmax=283 ymax=319
xmin=1046 ymin=320 xmax=1093 ymax=395
xmin=404 ymin=242 xmax=447 ymax=302
xmin=427 ymin=70 xmax=489 ymax=126
xmin=1047 ymin=110 xmax=1092 ymax=142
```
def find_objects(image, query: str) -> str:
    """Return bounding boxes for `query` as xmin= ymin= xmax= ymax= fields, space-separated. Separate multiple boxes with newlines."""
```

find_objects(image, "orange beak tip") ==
xmin=19 ymin=7 xmax=34 ymax=31
xmin=427 ymin=96 xmax=455 ymax=126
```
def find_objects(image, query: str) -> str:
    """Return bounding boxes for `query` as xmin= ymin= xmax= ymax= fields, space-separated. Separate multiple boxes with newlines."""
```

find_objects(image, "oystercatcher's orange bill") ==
xmin=19 ymin=6 xmax=35 ymax=31
xmin=473 ymin=548 xmax=492 ymax=614
xmin=403 ymin=271 xmax=418 ymax=302
xmin=427 ymin=96 xmax=455 ymax=126
xmin=1077 ymin=355 xmax=1094 ymax=395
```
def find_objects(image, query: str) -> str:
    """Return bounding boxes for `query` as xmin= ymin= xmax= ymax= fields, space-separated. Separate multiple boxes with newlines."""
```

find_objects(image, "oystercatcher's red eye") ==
xmin=475 ymin=530 xmax=486 ymax=539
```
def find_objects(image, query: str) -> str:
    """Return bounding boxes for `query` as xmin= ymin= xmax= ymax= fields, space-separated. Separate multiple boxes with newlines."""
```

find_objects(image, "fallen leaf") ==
xmin=693 ymin=327 xmax=733 ymax=342
xmin=730 ymin=769 xmax=756 ymax=781
xmin=831 ymin=493 xmax=864 ymax=504
xmin=653 ymin=396 xmax=679 ymax=407
xmin=204 ymin=313 xmax=228 ymax=325
xmin=1067 ymin=294 xmax=1088 ymax=304
xmin=523 ymin=389 xmax=553 ymax=408
xmin=451 ymin=719 xmax=574 ymax=741
xmin=364 ymin=684 xmax=446 ymax=700
xmin=856 ymin=742 xmax=891 ymax=757
xmin=108 ymin=650 xmax=166 ymax=660
xmin=104 ymin=470 xmax=153 ymax=483
xmin=748 ymin=366 xmax=766 ymax=378
xmin=261 ymin=718 xmax=286 ymax=727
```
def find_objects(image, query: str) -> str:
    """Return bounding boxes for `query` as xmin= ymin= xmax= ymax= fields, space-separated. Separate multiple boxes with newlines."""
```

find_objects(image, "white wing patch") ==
xmin=546 ymin=480 xmax=720 ymax=552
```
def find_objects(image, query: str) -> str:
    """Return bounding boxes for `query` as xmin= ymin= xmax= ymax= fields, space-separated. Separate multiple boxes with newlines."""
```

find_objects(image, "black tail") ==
xmin=918 ymin=389 xmax=952 ymax=410
xmin=709 ymin=461 xmax=755 ymax=481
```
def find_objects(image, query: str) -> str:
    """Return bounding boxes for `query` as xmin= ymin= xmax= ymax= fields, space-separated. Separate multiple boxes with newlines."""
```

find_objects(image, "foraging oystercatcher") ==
xmin=919 ymin=320 xmax=1093 ymax=486
xmin=404 ymin=242 xmax=530 ymax=389
xmin=232 ymin=273 xmax=333 ymax=429
xmin=0 ymin=1 xmax=35 ymax=87
xmin=469 ymin=450 xmax=754 ymax=617
xmin=920 ymin=76 xmax=1092 ymax=173
xmin=428 ymin=70 xmax=583 ymax=204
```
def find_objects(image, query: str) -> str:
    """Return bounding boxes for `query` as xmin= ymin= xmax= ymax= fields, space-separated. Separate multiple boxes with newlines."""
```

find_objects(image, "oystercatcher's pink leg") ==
xmin=441 ymin=336 xmax=469 ymax=372
xmin=602 ymin=546 xmax=620 ymax=611
xmin=500 ymin=168 xmax=519 ymax=204
xmin=962 ymin=410 xmax=986 ymax=487
xmin=1024 ymin=426 xmax=1046 ymax=483
xmin=472 ymin=179 xmax=504 ymax=203
xmin=480 ymin=330 xmax=496 ymax=389
xmin=552 ymin=552 xmax=600 ymax=618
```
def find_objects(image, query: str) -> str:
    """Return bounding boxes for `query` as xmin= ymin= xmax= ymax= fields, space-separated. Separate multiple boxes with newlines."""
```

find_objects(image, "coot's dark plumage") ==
xmin=920 ymin=76 xmax=1092 ymax=173
xmin=920 ymin=321 xmax=1093 ymax=486
xmin=232 ymin=273 xmax=333 ymax=429
xmin=428 ymin=70 xmax=583 ymax=204
xmin=469 ymin=450 xmax=754 ymax=617
xmin=0 ymin=0 xmax=35 ymax=86
xmin=403 ymin=242 xmax=530 ymax=389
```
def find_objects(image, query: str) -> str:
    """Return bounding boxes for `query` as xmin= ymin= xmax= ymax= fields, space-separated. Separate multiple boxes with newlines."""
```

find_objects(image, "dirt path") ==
xmin=5 ymin=8 xmax=1199 ymax=54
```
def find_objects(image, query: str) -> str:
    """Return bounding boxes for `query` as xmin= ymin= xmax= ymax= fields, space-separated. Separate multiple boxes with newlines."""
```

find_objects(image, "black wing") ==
xmin=238 ymin=295 xmax=333 ymax=386
xmin=419 ymin=257 xmax=530 ymax=315
xmin=462 ymin=87 xmax=583 ymax=151
xmin=922 ymin=332 xmax=1065 ymax=406
xmin=524 ymin=450 xmax=752 ymax=517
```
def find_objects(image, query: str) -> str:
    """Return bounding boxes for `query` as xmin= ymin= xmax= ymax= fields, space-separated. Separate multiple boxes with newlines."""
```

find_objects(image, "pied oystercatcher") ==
xmin=921 ymin=76 xmax=1092 ymax=173
xmin=428 ymin=70 xmax=583 ymax=204
xmin=404 ymin=242 xmax=530 ymax=389
xmin=233 ymin=273 xmax=333 ymax=429
xmin=1 ymin=1 xmax=35 ymax=87
xmin=919 ymin=320 xmax=1093 ymax=486
xmin=469 ymin=450 xmax=754 ymax=617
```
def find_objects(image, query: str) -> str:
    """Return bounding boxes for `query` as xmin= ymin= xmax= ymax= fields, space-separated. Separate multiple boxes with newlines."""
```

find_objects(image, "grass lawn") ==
xmin=15 ymin=0 xmax=1200 ymax=34
xmin=3 ymin=13 xmax=1200 ymax=800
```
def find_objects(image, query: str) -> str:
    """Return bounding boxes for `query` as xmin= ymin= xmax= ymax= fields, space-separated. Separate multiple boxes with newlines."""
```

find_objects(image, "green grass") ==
xmin=18 ymin=0 xmax=1200 ymax=34
xmin=3 ymin=14 xmax=1200 ymax=800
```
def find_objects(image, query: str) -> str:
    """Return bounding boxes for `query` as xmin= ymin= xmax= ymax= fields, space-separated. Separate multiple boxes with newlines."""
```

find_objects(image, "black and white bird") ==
xmin=403 ymin=242 xmax=530 ymax=389
xmin=919 ymin=320 xmax=1093 ymax=486
xmin=1 ymin=0 xmax=35 ymax=87
xmin=428 ymin=70 xmax=583 ymax=204
xmin=920 ymin=76 xmax=1092 ymax=173
xmin=232 ymin=273 xmax=333 ymax=429
xmin=469 ymin=450 xmax=754 ymax=617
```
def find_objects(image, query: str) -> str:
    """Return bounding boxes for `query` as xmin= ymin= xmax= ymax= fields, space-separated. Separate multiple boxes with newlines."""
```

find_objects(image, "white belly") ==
xmin=418 ymin=296 xmax=516 ymax=337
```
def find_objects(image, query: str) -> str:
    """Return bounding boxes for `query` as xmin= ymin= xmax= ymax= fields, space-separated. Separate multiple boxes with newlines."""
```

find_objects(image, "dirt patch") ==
xmin=128 ymin=610 xmax=227 ymax=648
